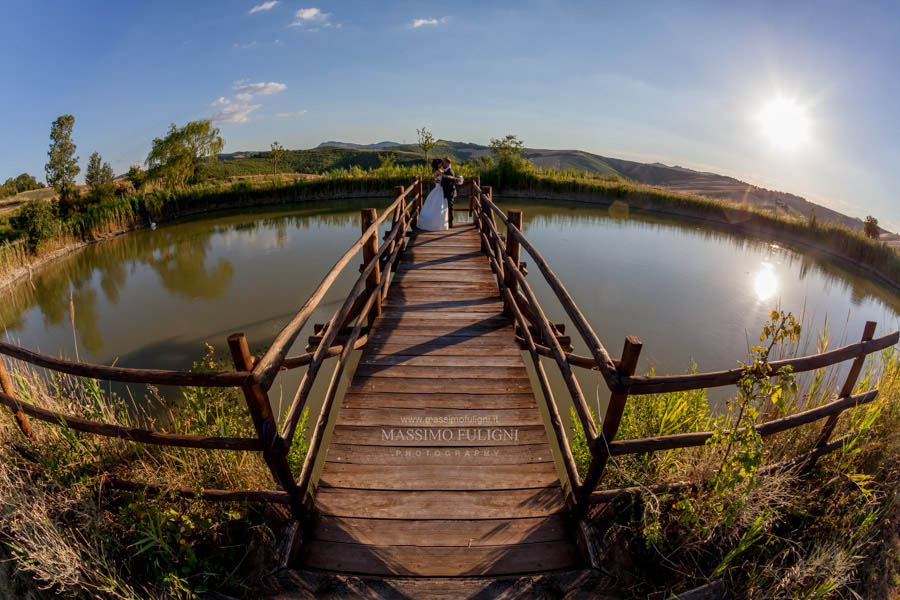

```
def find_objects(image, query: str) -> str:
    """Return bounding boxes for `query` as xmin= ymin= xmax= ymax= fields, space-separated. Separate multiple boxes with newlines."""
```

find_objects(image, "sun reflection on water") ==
xmin=754 ymin=262 xmax=778 ymax=301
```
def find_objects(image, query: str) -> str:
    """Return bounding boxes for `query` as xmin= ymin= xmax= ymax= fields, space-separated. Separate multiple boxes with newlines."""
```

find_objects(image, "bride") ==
xmin=417 ymin=158 xmax=460 ymax=231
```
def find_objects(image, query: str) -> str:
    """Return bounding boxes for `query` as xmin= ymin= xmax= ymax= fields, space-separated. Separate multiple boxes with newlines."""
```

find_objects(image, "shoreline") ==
xmin=0 ymin=189 xmax=390 ymax=292
xmin=497 ymin=188 xmax=900 ymax=295
xmin=3 ymin=184 xmax=898 ymax=302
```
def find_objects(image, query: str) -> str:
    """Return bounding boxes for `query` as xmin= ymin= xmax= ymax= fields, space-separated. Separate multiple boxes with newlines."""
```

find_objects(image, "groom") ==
xmin=440 ymin=157 xmax=456 ymax=228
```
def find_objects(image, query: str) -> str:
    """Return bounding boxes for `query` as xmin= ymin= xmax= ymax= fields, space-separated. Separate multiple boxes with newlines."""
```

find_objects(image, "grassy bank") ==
xmin=571 ymin=319 xmax=900 ymax=598
xmin=0 ymin=345 xmax=309 ymax=599
xmin=478 ymin=164 xmax=900 ymax=290
xmin=4 ymin=162 xmax=897 ymax=294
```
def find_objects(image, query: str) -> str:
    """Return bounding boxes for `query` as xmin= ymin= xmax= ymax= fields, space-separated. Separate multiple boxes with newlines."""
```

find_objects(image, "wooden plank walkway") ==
xmin=300 ymin=222 xmax=580 ymax=576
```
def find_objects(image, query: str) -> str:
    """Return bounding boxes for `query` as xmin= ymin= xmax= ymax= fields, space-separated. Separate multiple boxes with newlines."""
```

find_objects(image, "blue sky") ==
xmin=2 ymin=1 xmax=899 ymax=229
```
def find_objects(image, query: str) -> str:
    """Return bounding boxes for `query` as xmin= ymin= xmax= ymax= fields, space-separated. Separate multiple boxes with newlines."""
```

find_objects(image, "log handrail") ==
xmin=0 ymin=341 xmax=249 ymax=387
xmin=475 ymin=193 xmax=599 ymax=443
xmin=296 ymin=217 xmax=409 ymax=501
xmin=0 ymin=390 xmax=263 ymax=450
xmin=473 ymin=183 xmax=619 ymax=386
xmin=606 ymin=389 xmax=878 ymax=455
xmin=280 ymin=335 xmax=370 ymax=370
xmin=252 ymin=179 xmax=419 ymax=390
xmin=470 ymin=184 xmax=899 ymax=509
xmin=620 ymin=332 xmax=898 ymax=395
xmin=0 ymin=177 xmax=423 ymax=521
xmin=279 ymin=196 xmax=418 ymax=446
xmin=494 ymin=244 xmax=583 ymax=506
xmin=1 ymin=173 xmax=897 ymax=525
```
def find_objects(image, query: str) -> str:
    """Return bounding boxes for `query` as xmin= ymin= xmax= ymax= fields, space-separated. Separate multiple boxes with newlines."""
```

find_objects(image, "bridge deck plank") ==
xmin=301 ymin=222 xmax=579 ymax=576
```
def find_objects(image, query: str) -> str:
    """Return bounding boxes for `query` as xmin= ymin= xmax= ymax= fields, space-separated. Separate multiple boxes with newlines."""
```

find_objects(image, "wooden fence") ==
xmin=1 ymin=174 xmax=897 ymax=522
xmin=469 ymin=180 xmax=900 ymax=511
xmin=0 ymin=179 xmax=424 ymax=519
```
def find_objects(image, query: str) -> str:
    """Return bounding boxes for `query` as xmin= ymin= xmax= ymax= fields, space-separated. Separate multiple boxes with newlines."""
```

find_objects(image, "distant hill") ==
xmin=317 ymin=141 xmax=403 ymax=150
xmin=204 ymin=140 xmax=892 ymax=236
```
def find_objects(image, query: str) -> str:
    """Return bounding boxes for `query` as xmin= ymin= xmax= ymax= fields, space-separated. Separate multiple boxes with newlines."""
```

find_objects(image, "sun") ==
xmin=756 ymin=95 xmax=811 ymax=153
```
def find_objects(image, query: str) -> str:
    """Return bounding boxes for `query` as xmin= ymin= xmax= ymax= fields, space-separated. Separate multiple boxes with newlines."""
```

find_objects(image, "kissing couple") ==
xmin=417 ymin=157 xmax=463 ymax=231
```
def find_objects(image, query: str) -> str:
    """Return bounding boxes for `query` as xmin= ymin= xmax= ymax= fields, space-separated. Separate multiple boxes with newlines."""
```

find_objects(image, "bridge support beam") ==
xmin=503 ymin=209 xmax=522 ymax=317
xmin=578 ymin=336 xmax=643 ymax=509
xmin=228 ymin=332 xmax=304 ymax=519
xmin=361 ymin=208 xmax=382 ymax=326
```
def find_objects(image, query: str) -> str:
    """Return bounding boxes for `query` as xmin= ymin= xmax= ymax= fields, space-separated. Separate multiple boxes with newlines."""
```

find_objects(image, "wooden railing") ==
xmin=0 ymin=178 xmax=424 ymax=519
xmin=2 ymin=173 xmax=897 ymax=524
xmin=469 ymin=180 xmax=900 ymax=511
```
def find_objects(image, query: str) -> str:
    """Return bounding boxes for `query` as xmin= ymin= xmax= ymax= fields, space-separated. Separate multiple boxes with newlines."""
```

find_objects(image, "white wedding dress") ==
xmin=417 ymin=177 xmax=449 ymax=231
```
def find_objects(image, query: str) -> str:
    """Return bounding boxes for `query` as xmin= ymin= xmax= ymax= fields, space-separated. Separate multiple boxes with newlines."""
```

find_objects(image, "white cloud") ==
xmin=295 ymin=7 xmax=327 ymax=21
xmin=275 ymin=109 xmax=308 ymax=119
xmin=213 ymin=102 xmax=263 ymax=124
xmin=209 ymin=81 xmax=287 ymax=124
xmin=249 ymin=1 xmax=278 ymax=14
xmin=411 ymin=17 xmax=447 ymax=28
xmin=233 ymin=81 xmax=287 ymax=96
xmin=233 ymin=41 xmax=257 ymax=49
xmin=290 ymin=7 xmax=340 ymax=29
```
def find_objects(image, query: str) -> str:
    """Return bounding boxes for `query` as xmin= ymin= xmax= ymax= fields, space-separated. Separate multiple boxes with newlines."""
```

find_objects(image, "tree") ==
xmin=45 ymin=114 xmax=80 ymax=210
xmin=489 ymin=134 xmax=525 ymax=159
xmin=146 ymin=120 xmax=224 ymax=188
xmin=14 ymin=200 xmax=58 ymax=252
xmin=85 ymin=152 xmax=102 ymax=186
xmin=864 ymin=215 xmax=880 ymax=240
xmin=377 ymin=151 xmax=397 ymax=171
xmin=85 ymin=151 xmax=116 ymax=202
xmin=127 ymin=164 xmax=147 ymax=190
xmin=489 ymin=134 xmax=528 ymax=189
xmin=417 ymin=127 xmax=435 ymax=168
xmin=13 ymin=173 xmax=42 ymax=192
xmin=0 ymin=179 xmax=16 ymax=199
xmin=270 ymin=141 xmax=285 ymax=176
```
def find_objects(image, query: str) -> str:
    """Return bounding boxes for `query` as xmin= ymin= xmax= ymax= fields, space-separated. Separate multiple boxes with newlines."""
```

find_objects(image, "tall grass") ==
xmin=0 ymin=344 xmax=296 ymax=598
xmin=571 ymin=324 xmax=900 ymax=598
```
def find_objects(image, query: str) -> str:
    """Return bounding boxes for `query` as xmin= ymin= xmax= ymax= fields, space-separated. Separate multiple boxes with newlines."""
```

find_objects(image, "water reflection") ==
xmin=0 ymin=199 xmax=384 ymax=365
xmin=1 ymin=228 xmax=235 ymax=353
xmin=753 ymin=263 xmax=778 ymax=301
xmin=503 ymin=198 xmax=900 ymax=316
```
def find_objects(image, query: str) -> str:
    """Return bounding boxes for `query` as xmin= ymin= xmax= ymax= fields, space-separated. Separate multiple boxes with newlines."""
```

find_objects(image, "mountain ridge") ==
xmin=213 ymin=140 xmax=893 ymax=236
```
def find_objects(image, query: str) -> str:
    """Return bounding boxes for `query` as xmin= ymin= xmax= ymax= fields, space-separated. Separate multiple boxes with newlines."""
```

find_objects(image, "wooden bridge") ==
xmin=0 ymin=177 xmax=897 ymax=580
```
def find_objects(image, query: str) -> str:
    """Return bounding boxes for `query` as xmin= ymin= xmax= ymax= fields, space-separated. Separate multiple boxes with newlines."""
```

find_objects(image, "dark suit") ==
xmin=441 ymin=166 xmax=456 ymax=225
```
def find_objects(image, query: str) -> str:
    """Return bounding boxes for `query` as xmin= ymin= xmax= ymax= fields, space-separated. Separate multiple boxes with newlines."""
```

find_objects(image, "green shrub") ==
xmin=14 ymin=200 xmax=59 ymax=252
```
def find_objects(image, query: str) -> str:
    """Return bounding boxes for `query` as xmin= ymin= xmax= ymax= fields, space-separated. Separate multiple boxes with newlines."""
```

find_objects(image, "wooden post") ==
xmin=807 ymin=321 xmax=876 ymax=470
xmin=415 ymin=178 xmax=423 ymax=226
xmin=578 ymin=336 xmax=643 ymax=507
xmin=361 ymin=208 xmax=382 ymax=326
xmin=480 ymin=186 xmax=492 ymax=254
xmin=0 ymin=358 xmax=35 ymax=439
xmin=388 ymin=186 xmax=403 ymax=254
xmin=227 ymin=333 xmax=303 ymax=518
xmin=473 ymin=176 xmax=481 ymax=223
xmin=503 ymin=209 xmax=523 ymax=315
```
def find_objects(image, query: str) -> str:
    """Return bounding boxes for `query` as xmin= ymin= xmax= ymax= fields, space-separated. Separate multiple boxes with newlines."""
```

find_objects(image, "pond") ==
xmin=2 ymin=196 xmax=897 ymax=431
